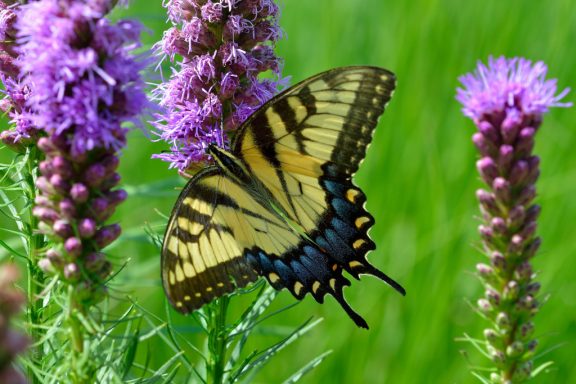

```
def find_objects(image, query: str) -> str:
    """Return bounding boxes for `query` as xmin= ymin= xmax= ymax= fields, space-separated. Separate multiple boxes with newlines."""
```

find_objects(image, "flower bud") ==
xmin=476 ymin=189 xmax=500 ymax=216
xmin=52 ymin=155 xmax=73 ymax=178
xmin=501 ymin=111 xmax=522 ymax=144
xmin=38 ymin=258 xmax=54 ymax=273
xmin=498 ymin=144 xmax=514 ymax=172
xmin=491 ymin=217 xmax=507 ymax=235
xmin=70 ymin=183 xmax=89 ymax=203
xmin=477 ymin=298 xmax=492 ymax=313
xmin=496 ymin=312 xmax=510 ymax=329
xmin=509 ymin=160 xmax=529 ymax=186
xmin=94 ymin=224 xmax=121 ymax=248
xmin=59 ymin=198 xmax=77 ymax=219
xmin=78 ymin=218 xmax=97 ymax=238
xmin=505 ymin=341 xmax=524 ymax=358
xmin=490 ymin=251 xmax=506 ymax=271
xmin=85 ymin=163 xmax=106 ymax=187
xmin=85 ymin=252 xmax=105 ymax=272
xmin=503 ymin=280 xmax=519 ymax=301
xmin=516 ymin=127 xmax=536 ymax=155
xmin=492 ymin=177 xmax=511 ymax=205
xmin=53 ymin=220 xmax=73 ymax=238
xmin=64 ymin=237 xmax=82 ymax=257
xmin=477 ymin=157 xmax=499 ymax=185
xmin=63 ymin=263 xmax=80 ymax=281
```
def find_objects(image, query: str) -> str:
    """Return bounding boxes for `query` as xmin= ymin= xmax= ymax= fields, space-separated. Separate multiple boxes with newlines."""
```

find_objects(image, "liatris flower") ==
xmin=0 ymin=1 xmax=37 ymax=150
xmin=457 ymin=56 xmax=571 ymax=382
xmin=153 ymin=0 xmax=286 ymax=171
xmin=15 ymin=0 xmax=147 ymax=306
xmin=0 ymin=264 xmax=28 ymax=384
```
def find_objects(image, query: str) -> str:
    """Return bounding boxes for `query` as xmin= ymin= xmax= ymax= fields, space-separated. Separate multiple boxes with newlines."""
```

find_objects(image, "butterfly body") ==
xmin=162 ymin=66 xmax=405 ymax=328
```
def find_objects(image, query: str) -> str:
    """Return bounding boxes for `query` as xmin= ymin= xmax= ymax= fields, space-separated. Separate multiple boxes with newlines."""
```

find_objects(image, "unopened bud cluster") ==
xmin=457 ymin=57 xmax=571 ymax=383
xmin=34 ymin=137 xmax=125 ymax=304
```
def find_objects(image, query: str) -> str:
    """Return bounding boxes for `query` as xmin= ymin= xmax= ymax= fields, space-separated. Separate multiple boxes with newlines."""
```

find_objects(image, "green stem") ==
xmin=23 ymin=146 xmax=45 ymax=384
xmin=208 ymin=297 xmax=230 ymax=384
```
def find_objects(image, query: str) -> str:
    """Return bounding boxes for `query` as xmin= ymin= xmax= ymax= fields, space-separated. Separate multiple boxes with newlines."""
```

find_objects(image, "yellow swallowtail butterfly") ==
xmin=161 ymin=66 xmax=405 ymax=328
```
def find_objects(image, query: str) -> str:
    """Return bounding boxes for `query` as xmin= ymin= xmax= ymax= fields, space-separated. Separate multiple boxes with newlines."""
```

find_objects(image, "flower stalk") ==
xmin=457 ymin=56 xmax=571 ymax=383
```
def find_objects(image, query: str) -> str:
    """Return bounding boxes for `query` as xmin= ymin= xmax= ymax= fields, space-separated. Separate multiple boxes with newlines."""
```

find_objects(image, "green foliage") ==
xmin=1 ymin=0 xmax=575 ymax=382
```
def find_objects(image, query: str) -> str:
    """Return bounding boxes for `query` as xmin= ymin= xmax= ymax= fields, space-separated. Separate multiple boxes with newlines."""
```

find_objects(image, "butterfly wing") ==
xmin=231 ymin=66 xmax=404 ymax=327
xmin=162 ymin=167 xmax=310 ymax=312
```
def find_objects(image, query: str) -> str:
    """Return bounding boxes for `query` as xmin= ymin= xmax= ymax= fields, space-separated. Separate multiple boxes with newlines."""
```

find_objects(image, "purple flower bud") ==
xmin=490 ymin=251 xmax=506 ymax=271
xmin=516 ymin=127 xmax=536 ymax=155
xmin=46 ymin=248 xmax=64 ymax=267
xmin=59 ymin=199 xmax=77 ymax=219
xmin=32 ymin=206 xmax=59 ymax=223
xmin=526 ymin=156 xmax=540 ymax=185
xmin=525 ymin=204 xmax=541 ymax=223
xmin=101 ymin=172 xmax=121 ymax=190
xmin=70 ymin=183 xmax=89 ymax=203
xmin=34 ymin=195 xmax=51 ymax=207
xmin=472 ymin=133 xmax=495 ymax=157
xmin=517 ymin=185 xmax=536 ymax=206
xmin=476 ymin=263 xmax=493 ymax=278
xmin=91 ymin=197 xmax=109 ymax=214
xmin=39 ymin=160 xmax=53 ymax=177
xmin=498 ymin=144 xmax=514 ymax=172
xmin=509 ymin=160 xmax=529 ymax=185
xmin=53 ymin=220 xmax=73 ymax=238
xmin=476 ymin=189 xmax=500 ymax=216
xmin=501 ymin=111 xmax=522 ymax=144
xmin=519 ymin=221 xmax=537 ymax=240
xmin=85 ymin=252 xmax=106 ymax=272
xmin=485 ymin=288 xmax=500 ymax=306
xmin=478 ymin=224 xmax=494 ymax=243
xmin=64 ymin=263 xmax=80 ymax=281
xmin=78 ymin=218 xmax=97 ymax=238
xmin=490 ymin=217 xmax=507 ymax=235
xmin=64 ymin=237 xmax=82 ymax=257
xmin=477 ymin=121 xmax=499 ymax=144
xmin=477 ymin=157 xmax=499 ymax=185
xmin=49 ymin=174 xmax=70 ymax=194
xmin=508 ymin=234 xmax=525 ymax=253
xmin=85 ymin=163 xmax=106 ymax=187
xmin=492 ymin=177 xmax=511 ymax=205
xmin=107 ymin=189 xmax=127 ymax=206
xmin=37 ymin=137 xmax=56 ymax=153
xmin=524 ymin=237 xmax=541 ymax=259
xmin=508 ymin=205 xmax=526 ymax=229
xmin=514 ymin=261 xmax=533 ymax=281
xmin=94 ymin=224 xmax=121 ymax=248
xmin=101 ymin=155 xmax=120 ymax=173
xmin=36 ymin=176 xmax=55 ymax=195
xmin=38 ymin=258 xmax=54 ymax=273
xmin=52 ymin=155 xmax=73 ymax=178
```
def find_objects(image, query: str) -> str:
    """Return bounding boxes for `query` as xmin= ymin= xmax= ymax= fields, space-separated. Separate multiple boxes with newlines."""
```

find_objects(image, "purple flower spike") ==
xmin=457 ymin=56 xmax=571 ymax=382
xmin=18 ymin=0 xmax=148 ymax=307
xmin=153 ymin=0 xmax=287 ymax=171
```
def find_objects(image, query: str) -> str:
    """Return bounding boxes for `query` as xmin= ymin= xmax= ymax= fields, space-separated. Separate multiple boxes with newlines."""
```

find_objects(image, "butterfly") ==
xmin=161 ymin=66 xmax=405 ymax=329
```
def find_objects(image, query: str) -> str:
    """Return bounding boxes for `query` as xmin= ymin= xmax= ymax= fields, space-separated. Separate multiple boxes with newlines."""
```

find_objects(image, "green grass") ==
xmin=3 ymin=0 xmax=576 ymax=382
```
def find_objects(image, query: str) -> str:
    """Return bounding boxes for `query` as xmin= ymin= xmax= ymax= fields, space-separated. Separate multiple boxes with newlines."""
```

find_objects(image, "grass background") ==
xmin=2 ymin=0 xmax=576 ymax=382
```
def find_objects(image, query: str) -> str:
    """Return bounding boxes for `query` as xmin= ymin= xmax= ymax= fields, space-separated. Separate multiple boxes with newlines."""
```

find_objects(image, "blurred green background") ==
xmin=3 ymin=0 xmax=576 ymax=382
